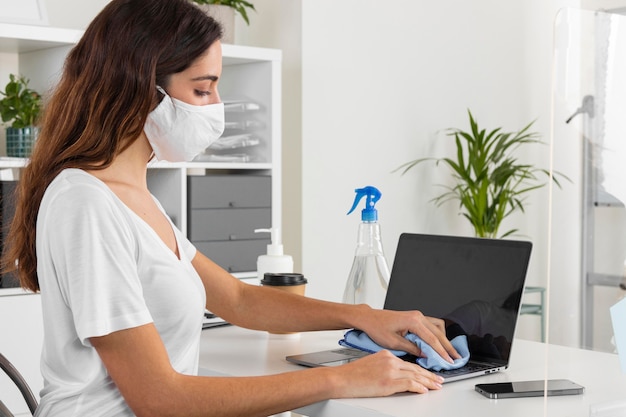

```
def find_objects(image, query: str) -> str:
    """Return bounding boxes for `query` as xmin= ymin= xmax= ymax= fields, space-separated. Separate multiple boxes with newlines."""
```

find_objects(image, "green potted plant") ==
xmin=0 ymin=74 xmax=42 ymax=158
xmin=191 ymin=0 xmax=255 ymax=25
xmin=394 ymin=110 xmax=566 ymax=238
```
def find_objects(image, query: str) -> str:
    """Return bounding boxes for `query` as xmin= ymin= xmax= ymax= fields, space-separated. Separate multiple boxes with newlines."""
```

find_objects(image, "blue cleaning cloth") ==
xmin=338 ymin=329 xmax=470 ymax=371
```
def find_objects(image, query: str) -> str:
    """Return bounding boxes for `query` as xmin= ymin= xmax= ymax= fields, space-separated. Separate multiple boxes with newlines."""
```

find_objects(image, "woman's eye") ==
xmin=194 ymin=89 xmax=211 ymax=97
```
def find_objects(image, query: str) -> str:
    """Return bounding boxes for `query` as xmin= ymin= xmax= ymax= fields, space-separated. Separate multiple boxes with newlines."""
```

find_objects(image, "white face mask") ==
xmin=144 ymin=87 xmax=225 ymax=162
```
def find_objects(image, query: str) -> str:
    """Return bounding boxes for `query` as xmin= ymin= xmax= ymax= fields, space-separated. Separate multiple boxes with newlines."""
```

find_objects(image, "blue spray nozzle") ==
xmin=347 ymin=186 xmax=381 ymax=222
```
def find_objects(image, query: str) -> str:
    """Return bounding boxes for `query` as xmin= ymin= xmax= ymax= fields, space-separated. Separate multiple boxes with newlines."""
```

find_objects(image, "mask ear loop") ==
xmin=155 ymin=86 xmax=168 ymax=106
xmin=156 ymin=86 xmax=167 ymax=96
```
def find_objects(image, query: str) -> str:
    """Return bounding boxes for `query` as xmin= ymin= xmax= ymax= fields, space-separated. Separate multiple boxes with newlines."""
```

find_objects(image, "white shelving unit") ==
xmin=0 ymin=23 xmax=281 ymax=415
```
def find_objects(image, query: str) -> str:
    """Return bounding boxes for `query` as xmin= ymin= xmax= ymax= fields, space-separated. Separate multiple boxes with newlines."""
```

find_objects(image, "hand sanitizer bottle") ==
xmin=254 ymin=227 xmax=294 ymax=282
xmin=342 ymin=186 xmax=390 ymax=309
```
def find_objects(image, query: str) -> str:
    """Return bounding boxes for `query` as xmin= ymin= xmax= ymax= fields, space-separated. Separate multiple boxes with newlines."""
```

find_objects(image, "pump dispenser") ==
xmin=342 ymin=186 xmax=390 ymax=309
xmin=254 ymin=227 xmax=294 ymax=282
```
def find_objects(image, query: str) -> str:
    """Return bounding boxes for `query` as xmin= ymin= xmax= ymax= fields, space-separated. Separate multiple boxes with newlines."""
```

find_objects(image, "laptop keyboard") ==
xmin=330 ymin=348 xmax=369 ymax=357
xmin=436 ymin=361 xmax=493 ymax=376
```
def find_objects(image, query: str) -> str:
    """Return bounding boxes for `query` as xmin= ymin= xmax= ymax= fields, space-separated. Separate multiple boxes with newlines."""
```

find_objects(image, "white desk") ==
xmin=199 ymin=326 xmax=626 ymax=417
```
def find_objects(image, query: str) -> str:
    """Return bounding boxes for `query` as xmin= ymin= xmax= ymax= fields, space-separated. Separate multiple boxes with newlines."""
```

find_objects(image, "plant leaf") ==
xmin=393 ymin=109 xmax=569 ymax=238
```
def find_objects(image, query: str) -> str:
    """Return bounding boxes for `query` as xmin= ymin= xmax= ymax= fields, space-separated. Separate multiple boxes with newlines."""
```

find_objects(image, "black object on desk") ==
xmin=475 ymin=379 xmax=585 ymax=399
xmin=202 ymin=311 xmax=231 ymax=330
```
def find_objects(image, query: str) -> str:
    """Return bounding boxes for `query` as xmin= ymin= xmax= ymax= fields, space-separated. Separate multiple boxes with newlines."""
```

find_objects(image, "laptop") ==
xmin=286 ymin=232 xmax=533 ymax=383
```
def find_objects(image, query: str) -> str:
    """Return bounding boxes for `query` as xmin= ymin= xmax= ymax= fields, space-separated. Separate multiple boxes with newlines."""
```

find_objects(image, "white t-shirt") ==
xmin=34 ymin=169 xmax=206 ymax=417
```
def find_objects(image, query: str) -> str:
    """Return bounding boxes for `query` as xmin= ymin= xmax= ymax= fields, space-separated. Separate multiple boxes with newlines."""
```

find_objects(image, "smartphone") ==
xmin=475 ymin=379 xmax=585 ymax=399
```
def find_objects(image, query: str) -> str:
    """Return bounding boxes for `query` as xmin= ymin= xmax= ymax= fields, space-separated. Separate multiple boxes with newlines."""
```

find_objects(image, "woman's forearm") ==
xmin=229 ymin=282 xmax=371 ymax=333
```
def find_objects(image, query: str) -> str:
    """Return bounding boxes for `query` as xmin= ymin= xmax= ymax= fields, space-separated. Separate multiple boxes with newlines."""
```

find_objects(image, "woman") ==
xmin=2 ymin=0 xmax=460 ymax=416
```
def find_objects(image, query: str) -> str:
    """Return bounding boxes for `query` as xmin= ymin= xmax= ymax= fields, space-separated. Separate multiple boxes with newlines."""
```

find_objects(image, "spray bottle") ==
xmin=342 ymin=186 xmax=390 ymax=309
xmin=254 ymin=227 xmax=294 ymax=282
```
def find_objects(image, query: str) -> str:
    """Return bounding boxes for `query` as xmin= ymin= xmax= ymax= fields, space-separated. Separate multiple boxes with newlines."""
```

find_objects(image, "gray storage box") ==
xmin=188 ymin=175 xmax=271 ymax=209
xmin=188 ymin=208 xmax=270 ymax=241
xmin=193 ymin=239 xmax=269 ymax=273
xmin=187 ymin=175 xmax=272 ymax=274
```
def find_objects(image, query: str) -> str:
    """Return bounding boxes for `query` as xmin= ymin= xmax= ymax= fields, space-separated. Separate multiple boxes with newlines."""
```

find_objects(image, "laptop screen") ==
xmin=384 ymin=233 xmax=532 ymax=365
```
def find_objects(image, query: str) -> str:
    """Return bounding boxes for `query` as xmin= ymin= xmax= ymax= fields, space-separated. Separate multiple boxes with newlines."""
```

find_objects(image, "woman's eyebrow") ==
xmin=191 ymin=74 xmax=219 ymax=82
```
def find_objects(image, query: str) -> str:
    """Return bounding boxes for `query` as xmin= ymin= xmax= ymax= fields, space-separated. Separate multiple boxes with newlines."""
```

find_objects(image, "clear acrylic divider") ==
xmin=549 ymin=7 xmax=626 ymax=415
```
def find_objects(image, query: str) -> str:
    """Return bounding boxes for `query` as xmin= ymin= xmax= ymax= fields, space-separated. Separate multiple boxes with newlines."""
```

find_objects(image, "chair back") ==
xmin=0 ymin=353 xmax=38 ymax=416
xmin=0 ymin=399 xmax=16 ymax=417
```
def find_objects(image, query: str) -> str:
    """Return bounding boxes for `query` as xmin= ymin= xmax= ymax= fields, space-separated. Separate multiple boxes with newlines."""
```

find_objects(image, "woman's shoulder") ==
xmin=51 ymin=167 xmax=108 ymax=186
xmin=47 ymin=168 xmax=112 ymax=196
xmin=42 ymin=168 xmax=120 ymax=212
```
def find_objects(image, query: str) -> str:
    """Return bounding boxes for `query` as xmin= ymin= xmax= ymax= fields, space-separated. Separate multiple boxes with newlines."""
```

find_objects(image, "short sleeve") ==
xmin=40 ymin=180 xmax=153 ymax=346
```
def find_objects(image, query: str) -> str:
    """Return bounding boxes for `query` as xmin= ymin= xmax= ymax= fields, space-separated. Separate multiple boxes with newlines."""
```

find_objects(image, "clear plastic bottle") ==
xmin=342 ymin=186 xmax=390 ymax=309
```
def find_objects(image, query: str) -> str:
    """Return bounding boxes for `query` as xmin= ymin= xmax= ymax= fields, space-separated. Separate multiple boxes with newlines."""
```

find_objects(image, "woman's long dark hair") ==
xmin=1 ymin=0 xmax=222 ymax=292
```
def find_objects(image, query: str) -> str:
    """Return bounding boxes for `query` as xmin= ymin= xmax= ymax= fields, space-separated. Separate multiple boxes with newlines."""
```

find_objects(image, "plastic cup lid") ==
xmin=261 ymin=273 xmax=308 ymax=286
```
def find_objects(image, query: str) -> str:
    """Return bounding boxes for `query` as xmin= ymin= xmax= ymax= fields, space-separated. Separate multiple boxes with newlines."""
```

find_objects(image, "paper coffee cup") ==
xmin=261 ymin=273 xmax=308 ymax=334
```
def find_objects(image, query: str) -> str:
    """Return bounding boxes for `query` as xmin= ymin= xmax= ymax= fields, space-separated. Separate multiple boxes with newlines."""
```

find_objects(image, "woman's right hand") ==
xmin=329 ymin=350 xmax=444 ymax=398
